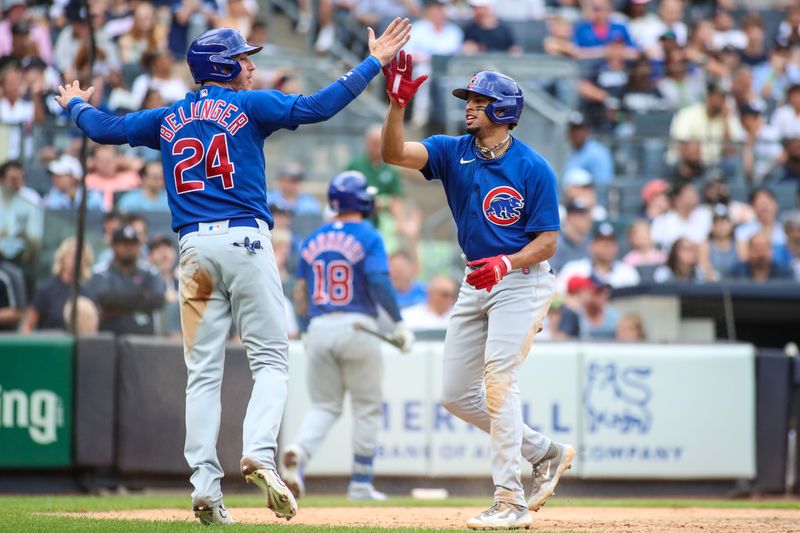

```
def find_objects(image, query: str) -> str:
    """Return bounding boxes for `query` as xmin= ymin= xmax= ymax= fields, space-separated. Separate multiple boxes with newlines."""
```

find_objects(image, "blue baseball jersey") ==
xmin=297 ymin=221 xmax=389 ymax=319
xmin=123 ymin=85 xmax=301 ymax=231
xmin=420 ymin=135 xmax=560 ymax=260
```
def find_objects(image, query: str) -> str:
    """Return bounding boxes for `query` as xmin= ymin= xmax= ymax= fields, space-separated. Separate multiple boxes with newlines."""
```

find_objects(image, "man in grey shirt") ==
xmin=550 ymin=199 xmax=592 ymax=272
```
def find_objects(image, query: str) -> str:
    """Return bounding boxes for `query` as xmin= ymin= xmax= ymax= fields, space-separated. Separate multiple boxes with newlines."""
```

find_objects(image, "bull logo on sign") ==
xmin=584 ymin=362 xmax=652 ymax=434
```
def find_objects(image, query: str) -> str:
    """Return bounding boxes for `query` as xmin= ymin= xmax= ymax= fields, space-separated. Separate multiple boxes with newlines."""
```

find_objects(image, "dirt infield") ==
xmin=62 ymin=505 xmax=800 ymax=532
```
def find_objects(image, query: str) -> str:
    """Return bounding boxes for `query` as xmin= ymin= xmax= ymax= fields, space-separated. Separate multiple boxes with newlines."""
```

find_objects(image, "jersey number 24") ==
xmin=173 ymin=133 xmax=235 ymax=194
xmin=311 ymin=260 xmax=353 ymax=306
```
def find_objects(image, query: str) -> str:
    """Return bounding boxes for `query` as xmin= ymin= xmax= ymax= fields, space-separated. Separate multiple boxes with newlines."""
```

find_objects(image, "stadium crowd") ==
xmin=0 ymin=0 xmax=799 ymax=343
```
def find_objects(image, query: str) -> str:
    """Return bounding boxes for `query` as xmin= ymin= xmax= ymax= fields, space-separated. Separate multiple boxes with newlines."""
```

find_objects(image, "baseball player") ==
xmin=281 ymin=171 xmax=413 ymax=501
xmin=380 ymin=53 xmax=576 ymax=530
xmin=55 ymin=22 xmax=411 ymax=525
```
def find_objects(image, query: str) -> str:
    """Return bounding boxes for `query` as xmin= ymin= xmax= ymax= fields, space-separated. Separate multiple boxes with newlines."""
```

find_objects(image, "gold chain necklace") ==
xmin=475 ymin=135 xmax=511 ymax=159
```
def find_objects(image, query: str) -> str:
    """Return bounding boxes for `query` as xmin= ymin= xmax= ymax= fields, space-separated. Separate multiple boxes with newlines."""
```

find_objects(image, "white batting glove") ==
xmin=392 ymin=322 xmax=415 ymax=353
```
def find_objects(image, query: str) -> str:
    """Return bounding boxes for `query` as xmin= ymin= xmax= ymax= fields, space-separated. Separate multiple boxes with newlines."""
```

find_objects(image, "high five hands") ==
xmin=382 ymin=50 xmax=428 ymax=107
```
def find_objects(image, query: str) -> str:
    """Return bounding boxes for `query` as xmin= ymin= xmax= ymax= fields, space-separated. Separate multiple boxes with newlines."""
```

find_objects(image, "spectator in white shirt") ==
xmin=651 ymin=182 xmax=712 ymax=251
xmin=770 ymin=84 xmax=800 ymax=140
xmin=740 ymin=105 xmax=782 ymax=185
xmin=710 ymin=7 xmax=746 ymax=51
xmin=401 ymin=275 xmax=457 ymax=332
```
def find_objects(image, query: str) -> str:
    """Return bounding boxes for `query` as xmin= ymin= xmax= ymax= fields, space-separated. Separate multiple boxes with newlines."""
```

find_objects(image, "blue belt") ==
xmin=179 ymin=218 xmax=260 ymax=239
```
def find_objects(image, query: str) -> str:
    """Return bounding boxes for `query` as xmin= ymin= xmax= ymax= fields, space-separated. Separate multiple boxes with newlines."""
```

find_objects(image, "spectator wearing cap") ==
xmin=641 ymin=178 xmax=670 ymax=220
xmin=556 ymin=222 xmax=640 ymax=293
xmin=461 ymin=0 xmax=520 ymax=55
xmin=653 ymin=237 xmax=708 ymax=283
xmin=669 ymin=81 xmax=744 ymax=167
xmin=558 ymin=274 xmax=620 ymax=340
xmin=86 ymin=225 xmax=166 ymax=336
xmin=739 ymin=105 xmax=782 ymax=185
xmin=269 ymin=164 xmax=322 ymax=217
xmin=85 ymin=145 xmax=142 ymax=212
xmin=770 ymin=84 xmax=800 ymax=141
xmin=564 ymin=113 xmax=614 ymax=186
xmin=572 ymin=0 xmax=636 ymax=61
xmin=20 ymin=236 xmax=94 ymax=333
xmin=0 ymin=0 xmax=53 ymax=65
xmin=560 ymin=167 xmax=606 ymax=221
xmin=117 ymin=161 xmax=170 ymax=213
xmin=651 ymin=182 xmax=711 ymax=251
xmin=698 ymin=204 xmax=738 ymax=279
xmin=43 ymin=154 xmax=105 ymax=211
xmin=551 ymin=198 xmax=592 ymax=272
xmin=401 ymin=275 xmax=458 ymax=332
xmin=623 ymin=219 xmax=666 ymax=267
xmin=734 ymin=188 xmax=789 ymax=263
xmin=728 ymin=232 xmax=794 ymax=282
xmin=783 ymin=212 xmax=800 ymax=281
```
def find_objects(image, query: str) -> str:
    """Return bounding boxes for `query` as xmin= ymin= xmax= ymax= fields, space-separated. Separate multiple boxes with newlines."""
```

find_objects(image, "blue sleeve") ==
xmin=67 ymin=98 xmax=128 ymax=145
xmin=124 ymin=107 xmax=167 ymax=149
xmin=243 ymin=90 xmax=301 ymax=134
xmin=366 ymin=272 xmax=403 ymax=323
xmin=593 ymin=144 xmax=614 ymax=183
xmin=573 ymin=22 xmax=589 ymax=46
xmin=289 ymin=56 xmax=382 ymax=127
xmin=363 ymin=230 xmax=390 ymax=275
xmin=525 ymin=159 xmax=561 ymax=234
xmin=420 ymin=135 xmax=455 ymax=182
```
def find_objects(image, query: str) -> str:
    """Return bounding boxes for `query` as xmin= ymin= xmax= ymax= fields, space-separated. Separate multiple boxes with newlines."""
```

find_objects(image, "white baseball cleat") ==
xmin=527 ymin=441 xmax=575 ymax=511
xmin=347 ymin=481 xmax=388 ymax=501
xmin=242 ymin=465 xmax=298 ymax=521
xmin=193 ymin=502 xmax=235 ymax=525
xmin=280 ymin=444 xmax=307 ymax=499
xmin=467 ymin=501 xmax=532 ymax=530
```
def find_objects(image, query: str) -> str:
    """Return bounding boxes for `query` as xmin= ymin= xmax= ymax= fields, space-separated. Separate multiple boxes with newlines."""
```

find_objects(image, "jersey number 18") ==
xmin=311 ymin=259 xmax=353 ymax=305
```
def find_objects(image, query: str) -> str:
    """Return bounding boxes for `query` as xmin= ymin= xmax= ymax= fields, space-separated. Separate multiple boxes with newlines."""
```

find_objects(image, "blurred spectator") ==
xmin=0 ymin=248 xmax=25 ymax=331
xmin=21 ymin=57 xmax=62 ymax=121
xmin=783 ymin=212 xmax=800 ymax=280
xmin=543 ymin=15 xmax=577 ymax=58
xmin=657 ymin=48 xmax=706 ymax=110
xmin=86 ymin=225 xmax=166 ymax=335
xmin=738 ymin=16 xmax=767 ymax=68
xmin=110 ymin=50 xmax=190 ymax=111
xmin=651 ymin=182 xmax=711 ymax=250
xmin=86 ymin=145 xmax=142 ymax=211
xmin=551 ymin=199 xmax=592 ymax=272
xmin=0 ymin=159 xmax=39 ymax=206
xmin=622 ymin=218 xmax=666 ymax=267
xmin=62 ymin=295 xmax=99 ymax=335
xmin=118 ymin=2 xmax=167 ymax=68
xmin=0 ymin=65 xmax=44 ymax=160
xmin=684 ymin=20 xmax=726 ymax=79
xmin=765 ymin=137 xmax=800 ymax=185
xmin=625 ymin=0 xmax=662 ymax=58
xmin=0 ymin=21 xmax=38 ymax=70
xmin=94 ymin=210 xmax=124 ymax=268
xmin=710 ymin=7 xmax=745 ymax=51
xmin=147 ymin=234 xmax=181 ymax=338
xmin=558 ymin=274 xmax=620 ymax=340
xmin=615 ymin=312 xmax=645 ymax=341
xmin=578 ymin=37 xmax=630 ymax=131
xmin=699 ymin=175 xmax=753 ymax=226
xmin=734 ymin=187 xmax=788 ymax=261
xmin=168 ymin=0 xmax=220 ymax=57
xmin=124 ymin=213 xmax=151 ymax=259
xmin=564 ymin=113 xmax=614 ymax=185
xmin=653 ymin=237 xmax=708 ymax=283
xmin=698 ymin=204 xmax=737 ymax=279
xmin=537 ymin=296 xmax=563 ymax=340
xmin=557 ymin=222 xmax=640 ymax=292
xmin=730 ymin=66 xmax=765 ymax=114
xmin=572 ymin=0 xmax=635 ymax=60
xmin=355 ymin=0 xmax=420 ymax=34
xmin=43 ymin=154 xmax=105 ymax=211
xmin=401 ymin=275 xmax=457 ymax=332
xmin=0 ymin=159 xmax=43 ymax=273
xmin=21 ymin=236 xmax=93 ymax=333
xmin=389 ymin=250 xmax=426 ymax=308
xmin=272 ymin=227 xmax=300 ymax=339
xmin=669 ymin=81 xmax=744 ymax=168
xmin=641 ymin=178 xmax=670 ymax=220
xmin=217 ymin=0 xmax=257 ymax=37
xmin=770 ymin=84 xmax=800 ymax=140
xmin=0 ymin=0 xmax=53 ymax=65
xmin=560 ymin=168 xmax=606 ymax=221
xmin=778 ymin=4 xmax=800 ymax=48
xmin=665 ymin=140 xmax=706 ymax=183
xmin=621 ymin=55 xmax=668 ymax=114
xmin=118 ymin=161 xmax=170 ymax=213
xmin=268 ymin=164 xmax=322 ymax=217
xmin=405 ymin=0 xmax=463 ymax=126
xmin=753 ymin=41 xmax=791 ymax=106
xmin=740 ymin=105 xmax=782 ymax=185
xmin=53 ymin=2 xmax=120 ymax=78
xmin=729 ymin=232 xmax=794 ymax=282
xmin=461 ymin=0 xmax=520 ymax=55
xmin=654 ymin=0 xmax=687 ymax=47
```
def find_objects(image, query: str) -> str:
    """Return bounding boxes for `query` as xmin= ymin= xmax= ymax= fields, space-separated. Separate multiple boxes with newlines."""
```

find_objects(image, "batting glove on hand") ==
xmin=382 ymin=50 xmax=428 ymax=107
xmin=466 ymin=255 xmax=512 ymax=292
xmin=392 ymin=322 xmax=415 ymax=353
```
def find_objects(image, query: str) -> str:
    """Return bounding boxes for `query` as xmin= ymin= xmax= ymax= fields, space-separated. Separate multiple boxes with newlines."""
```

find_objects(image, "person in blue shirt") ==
xmin=380 ymin=55 xmax=575 ymax=530
xmin=117 ymin=160 xmax=171 ymax=213
xmin=389 ymin=249 xmax=426 ymax=308
xmin=564 ymin=112 xmax=615 ymax=186
xmin=54 ymin=23 xmax=411 ymax=525
xmin=572 ymin=0 xmax=636 ymax=60
xmin=280 ymin=171 xmax=413 ymax=502
xmin=268 ymin=164 xmax=322 ymax=216
xmin=43 ymin=154 xmax=105 ymax=211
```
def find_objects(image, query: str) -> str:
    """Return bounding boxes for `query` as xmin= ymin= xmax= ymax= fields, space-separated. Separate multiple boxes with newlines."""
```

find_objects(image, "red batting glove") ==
xmin=382 ymin=50 xmax=428 ymax=107
xmin=466 ymin=255 xmax=512 ymax=292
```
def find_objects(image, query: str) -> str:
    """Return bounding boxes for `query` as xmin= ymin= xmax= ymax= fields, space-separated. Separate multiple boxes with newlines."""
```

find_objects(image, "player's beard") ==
xmin=466 ymin=125 xmax=481 ymax=136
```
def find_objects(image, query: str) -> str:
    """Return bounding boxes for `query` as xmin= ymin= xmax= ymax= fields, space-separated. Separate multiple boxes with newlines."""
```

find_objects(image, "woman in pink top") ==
xmin=623 ymin=218 xmax=667 ymax=267
xmin=85 ymin=145 xmax=141 ymax=211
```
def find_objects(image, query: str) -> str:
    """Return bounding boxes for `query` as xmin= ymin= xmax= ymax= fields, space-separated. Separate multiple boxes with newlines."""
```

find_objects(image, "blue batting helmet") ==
xmin=187 ymin=28 xmax=262 ymax=83
xmin=328 ymin=171 xmax=375 ymax=215
xmin=452 ymin=71 xmax=523 ymax=125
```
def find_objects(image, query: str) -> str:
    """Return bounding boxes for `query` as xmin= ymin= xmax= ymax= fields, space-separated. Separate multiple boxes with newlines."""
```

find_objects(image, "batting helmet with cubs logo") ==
xmin=328 ymin=171 xmax=376 ymax=215
xmin=187 ymin=28 xmax=262 ymax=83
xmin=452 ymin=71 xmax=524 ymax=126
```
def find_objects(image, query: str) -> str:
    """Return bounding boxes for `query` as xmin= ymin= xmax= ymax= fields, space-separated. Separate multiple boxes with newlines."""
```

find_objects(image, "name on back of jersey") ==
xmin=301 ymin=230 xmax=366 ymax=264
xmin=160 ymin=99 xmax=249 ymax=142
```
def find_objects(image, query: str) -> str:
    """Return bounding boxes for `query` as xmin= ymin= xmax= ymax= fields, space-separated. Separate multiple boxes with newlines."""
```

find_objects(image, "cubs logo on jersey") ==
xmin=483 ymin=186 xmax=525 ymax=226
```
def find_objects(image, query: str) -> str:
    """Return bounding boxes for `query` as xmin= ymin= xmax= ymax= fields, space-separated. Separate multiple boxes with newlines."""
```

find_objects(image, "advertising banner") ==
xmin=0 ymin=336 xmax=74 ymax=468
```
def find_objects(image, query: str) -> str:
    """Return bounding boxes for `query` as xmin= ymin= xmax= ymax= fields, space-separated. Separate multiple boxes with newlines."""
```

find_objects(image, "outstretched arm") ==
xmin=290 ymin=18 xmax=411 ymax=125
xmin=55 ymin=81 xmax=128 ymax=145
xmin=381 ymin=98 xmax=429 ymax=169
